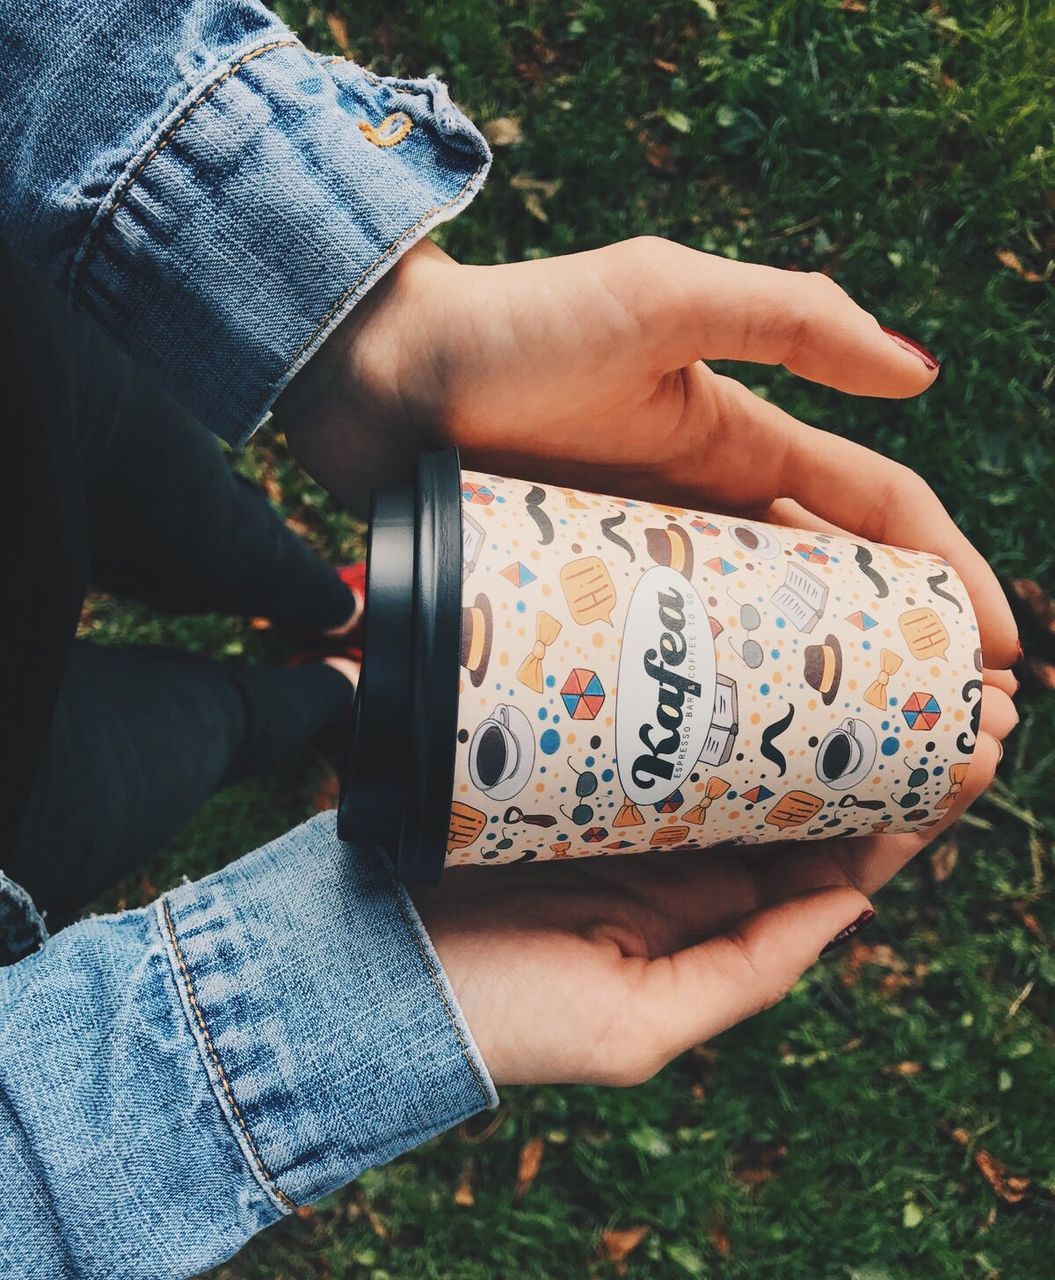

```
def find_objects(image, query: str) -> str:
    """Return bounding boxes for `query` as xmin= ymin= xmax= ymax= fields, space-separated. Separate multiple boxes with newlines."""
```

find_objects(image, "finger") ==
xmin=983 ymin=666 xmax=1019 ymax=698
xmin=980 ymin=685 xmax=1019 ymax=741
xmin=678 ymin=372 xmax=1019 ymax=667
xmin=641 ymin=886 xmax=872 ymax=1054
xmin=758 ymin=497 xmax=848 ymax=538
xmin=608 ymin=239 xmax=939 ymax=397
xmin=760 ymin=731 xmax=1002 ymax=900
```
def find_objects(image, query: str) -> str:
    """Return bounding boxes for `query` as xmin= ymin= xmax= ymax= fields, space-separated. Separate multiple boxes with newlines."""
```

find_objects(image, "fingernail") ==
xmin=820 ymin=908 xmax=876 ymax=957
xmin=997 ymin=741 xmax=1005 ymax=764
xmin=1015 ymin=639 xmax=1024 ymax=663
xmin=881 ymin=326 xmax=940 ymax=371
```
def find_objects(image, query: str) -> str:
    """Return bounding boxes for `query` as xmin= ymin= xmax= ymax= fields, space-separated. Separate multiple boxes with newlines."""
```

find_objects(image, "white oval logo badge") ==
xmin=616 ymin=565 xmax=719 ymax=805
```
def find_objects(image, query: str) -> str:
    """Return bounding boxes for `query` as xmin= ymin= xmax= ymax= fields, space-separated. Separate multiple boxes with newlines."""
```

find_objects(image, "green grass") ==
xmin=85 ymin=1 xmax=1055 ymax=1276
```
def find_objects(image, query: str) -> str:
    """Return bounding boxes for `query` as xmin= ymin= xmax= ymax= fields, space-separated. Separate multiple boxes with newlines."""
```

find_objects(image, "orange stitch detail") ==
xmin=382 ymin=866 xmax=492 ymax=1104
xmin=74 ymin=39 xmax=301 ymax=295
xmin=161 ymin=898 xmax=297 ymax=1212
xmin=358 ymin=111 xmax=414 ymax=148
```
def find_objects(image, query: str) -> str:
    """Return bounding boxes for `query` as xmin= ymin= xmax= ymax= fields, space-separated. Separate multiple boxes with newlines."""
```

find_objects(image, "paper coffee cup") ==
xmin=338 ymin=450 xmax=982 ymax=882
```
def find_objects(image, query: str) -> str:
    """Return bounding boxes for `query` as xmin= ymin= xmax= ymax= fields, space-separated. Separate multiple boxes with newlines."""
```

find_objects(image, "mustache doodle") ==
xmin=854 ymin=544 xmax=890 ymax=598
xmin=760 ymin=703 xmax=795 ymax=777
xmin=927 ymin=568 xmax=964 ymax=615
xmin=958 ymin=677 xmax=982 ymax=755
xmin=600 ymin=511 xmax=636 ymax=562
xmin=525 ymin=485 xmax=554 ymax=545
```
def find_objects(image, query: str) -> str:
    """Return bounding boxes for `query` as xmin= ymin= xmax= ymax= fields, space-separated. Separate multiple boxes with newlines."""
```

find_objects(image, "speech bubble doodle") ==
xmin=765 ymin=790 xmax=824 ymax=830
xmin=560 ymin=556 xmax=617 ymax=626
xmin=899 ymin=606 xmax=950 ymax=661
xmin=447 ymin=802 xmax=486 ymax=851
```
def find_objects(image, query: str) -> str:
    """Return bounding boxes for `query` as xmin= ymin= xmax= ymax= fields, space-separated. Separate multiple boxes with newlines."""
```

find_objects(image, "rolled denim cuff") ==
xmin=158 ymin=812 xmax=496 ymax=1210
xmin=68 ymin=37 xmax=491 ymax=447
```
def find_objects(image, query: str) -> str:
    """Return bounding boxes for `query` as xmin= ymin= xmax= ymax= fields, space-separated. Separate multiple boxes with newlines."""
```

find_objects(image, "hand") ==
xmin=417 ymin=678 xmax=1016 ymax=1087
xmin=275 ymin=236 xmax=1018 ymax=668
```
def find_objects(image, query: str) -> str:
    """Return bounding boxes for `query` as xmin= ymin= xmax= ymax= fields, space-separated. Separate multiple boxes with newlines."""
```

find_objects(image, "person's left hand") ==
xmin=274 ymin=236 xmax=1019 ymax=669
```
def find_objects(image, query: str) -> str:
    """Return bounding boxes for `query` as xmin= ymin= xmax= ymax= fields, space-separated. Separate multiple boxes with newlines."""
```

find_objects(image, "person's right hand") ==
xmin=418 ymin=672 xmax=1017 ymax=1087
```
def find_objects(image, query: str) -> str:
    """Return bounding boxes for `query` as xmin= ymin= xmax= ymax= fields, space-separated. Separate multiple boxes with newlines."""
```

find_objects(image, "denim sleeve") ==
xmin=0 ymin=1 xmax=490 ymax=446
xmin=0 ymin=814 xmax=496 ymax=1280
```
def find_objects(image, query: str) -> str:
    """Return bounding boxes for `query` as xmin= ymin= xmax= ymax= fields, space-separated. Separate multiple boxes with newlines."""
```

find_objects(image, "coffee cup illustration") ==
xmin=468 ymin=704 xmax=535 ymax=801
xmin=338 ymin=449 xmax=981 ymax=882
xmin=815 ymin=717 xmax=878 ymax=791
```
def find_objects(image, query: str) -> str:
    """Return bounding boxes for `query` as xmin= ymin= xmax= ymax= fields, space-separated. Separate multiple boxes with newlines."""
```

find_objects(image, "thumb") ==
xmin=643 ymin=886 xmax=874 ymax=1059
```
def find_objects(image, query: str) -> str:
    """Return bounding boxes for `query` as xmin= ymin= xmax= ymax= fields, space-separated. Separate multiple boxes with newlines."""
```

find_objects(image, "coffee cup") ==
xmin=338 ymin=449 xmax=982 ymax=882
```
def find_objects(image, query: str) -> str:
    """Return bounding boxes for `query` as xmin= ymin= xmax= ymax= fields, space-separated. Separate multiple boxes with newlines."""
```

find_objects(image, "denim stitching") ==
xmin=281 ymin=164 xmax=483 ymax=378
xmin=73 ymin=39 xmax=300 ymax=296
xmin=381 ymin=865 xmax=493 ymax=1105
xmin=358 ymin=111 xmax=414 ymax=147
xmin=160 ymin=897 xmax=297 ymax=1212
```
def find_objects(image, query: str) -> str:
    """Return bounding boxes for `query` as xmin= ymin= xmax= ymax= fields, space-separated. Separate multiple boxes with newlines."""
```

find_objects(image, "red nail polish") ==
xmin=820 ymin=908 xmax=876 ymax=958
xmin=881 ymin=326 xmax=940 ymax=371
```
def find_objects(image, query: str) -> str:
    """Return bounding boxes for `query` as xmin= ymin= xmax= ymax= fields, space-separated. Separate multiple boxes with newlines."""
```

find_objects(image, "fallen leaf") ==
xmin=454 ymin=1157 xmax=476 ymax=1207
xmin=643 ymin=139 xmax=679 ymax=175
xmin=883 ymin=1061 xmax=923 ymax=1076
xmin=514 ymin=1136 xmax=545 ymax=1201
xmin=600 ymin=1225 xmax=650 ymax=1263
xmin=708 ymin=1219 xmax=731 ymax=1257
xmin=354 ymin=1188 xmax=389 ymax=1238
xmin=974 ymin=1148 xmax=1032 ymax=1204
xmin=654 ymin=58 xmax=678 ymax=73
xmin=1030 ymin=659 xmax=1055 ymax=690
xmin=1010 ymin=900 xmax=1052 ymax=947
xmin=295 ymin=1205 xmax=315 ymax=1221
xmin=1010 ymin=579 xmax=1055 ymax=631
xmin=733 ymin=1141 xmax=787 ymax=1190
xmin=249 ymin=616 xmax=272 ymax=631
xmin=930 ymin=838 xmax=959 ymax=883
xmin=325 ymin=12 xmax=354 ymax=56
xmin=997 ymin=249 xmax=1044 ymax=283
xmin=483 ymin=116 xmax=524 ymax=147
xmin=840 ymin=0 xmax=869 ymax=10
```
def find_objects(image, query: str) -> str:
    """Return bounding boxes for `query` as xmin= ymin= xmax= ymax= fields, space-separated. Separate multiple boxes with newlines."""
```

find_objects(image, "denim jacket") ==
xmin=1 ymin=3 xmax=497 ymax=1276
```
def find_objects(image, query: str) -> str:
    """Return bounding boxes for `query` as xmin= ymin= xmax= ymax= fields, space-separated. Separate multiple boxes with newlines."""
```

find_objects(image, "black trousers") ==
xmin=4 ymin=252 xmax=355 ymax=922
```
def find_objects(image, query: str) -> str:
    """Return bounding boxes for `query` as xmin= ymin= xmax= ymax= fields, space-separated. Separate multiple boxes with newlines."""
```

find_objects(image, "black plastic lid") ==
xmin=338 ymin=448 xmax=462 ymax=883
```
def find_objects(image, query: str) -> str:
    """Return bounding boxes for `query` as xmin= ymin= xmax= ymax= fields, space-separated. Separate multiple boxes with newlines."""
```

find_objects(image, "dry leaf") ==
xmin=708 ymin=1219 xmax=732 ymax=1257
xmin=249 ymin=616 xmax=272 ymax=631
xmin=997 ymin=249 xmax=1044 ymax=283
xmin=1010 ymin=579 xmax=1055 ymax=631
xmin=1010 ymin=900 xmax=1052 ymax=947
xmin=354 ymin=1188 xmax=390 ymax=1238
xmin=840 ymin=0 xmax=868 ymax=10
xmin=654 ymin=58 xmax=678 ymax=73
xmin=733 ymin=1142 xmax=787 ymax=1190
xmin=600 ymin=1225 xmax=650 ymax=1262
xmin=643 ymin=140 xmax=679 ymax=175
xmin=883 ymin=1060 xmax=923 ymax=1076
xmin=930 ymin=838 xmax=959 ymax=883
xmin=1030 ymin=659 xmax=1055 ymax=690
xmin=514 ymin=1136 xmax=545 ymax=1202
xmin=454 ymin=1157 xmax=476 ymax=1207
xmin=325 ymin=12 xmax=354 ymax=56
xmin=974 ymin=1148 xmax=1032 ymax=1204
xmin=483 ymin=116 xmax=524 ymax=147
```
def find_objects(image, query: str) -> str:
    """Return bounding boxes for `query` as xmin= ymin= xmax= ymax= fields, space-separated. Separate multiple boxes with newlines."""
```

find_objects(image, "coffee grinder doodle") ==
xmin=462 ymin=511 xmax=486 ymax=579
xmin=460 ymin=593 xmax=493 ymax=687
xmin=815 ymin=717 xmax=878 ymax=791
xmin=516 ymin=611 xmax=562 ymax=693
xmin=467 ymin=704 xmax=536 ymax=802
xmin=863 ymin=648 xmax=903 ymax=710
xmin=645 ymin=523 xmax=694 ymax=579
xmin=559 ymin=556 xmax=617 ymax=625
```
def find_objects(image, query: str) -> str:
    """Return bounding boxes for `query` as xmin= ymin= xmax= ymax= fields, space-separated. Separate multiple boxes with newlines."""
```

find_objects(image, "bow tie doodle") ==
xmin=936 ymin=762 xmax=969 ymax=811
xmin=516 ymin=611 xmax=563 ymax=693
xmin=682 ymin=777 xmax=730 ymax=824
xmin=864 ymin=648 xmax=904 ymax=710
